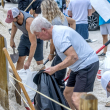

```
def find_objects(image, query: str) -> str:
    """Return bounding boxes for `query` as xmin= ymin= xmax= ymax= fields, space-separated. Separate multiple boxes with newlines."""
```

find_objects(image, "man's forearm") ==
xmin=11 ymin=24 xmax=17 ymax=39
xmin=54 ymin=55 xmax=78 ymax=72
xmin=50 ymin=39 xmax=55 ymax=54
xmin=28 ymin=43 xmax=37 ymax=62
xmin=70 ymin=20 xmax=76 ymax=30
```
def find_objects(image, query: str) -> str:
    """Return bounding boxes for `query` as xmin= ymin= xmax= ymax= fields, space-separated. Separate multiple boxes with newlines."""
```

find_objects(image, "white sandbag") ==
xmin=90 ymin=0 xmax=110 ymax=22
xmin=17 ymin=69 xmax=38 ymax=100
xmin=104 ymin=51 xmax=110 ymax=72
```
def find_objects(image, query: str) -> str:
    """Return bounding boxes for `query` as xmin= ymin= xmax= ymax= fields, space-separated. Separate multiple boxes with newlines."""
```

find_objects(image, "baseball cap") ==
xmin=5 ymin=7 xmax=20 ymax=23
xmin=101 ymin=71 xmax=110 ymax=98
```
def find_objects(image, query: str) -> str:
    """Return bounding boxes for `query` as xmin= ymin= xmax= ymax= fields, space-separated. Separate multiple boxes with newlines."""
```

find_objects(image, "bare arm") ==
xmin=88 ymin=9 xmax=92 ymax=16
xmin=68 ymin=10 xmax=72 ymax=17
xmin=45 ymin=46 xmax=78 ymax=75
xmin=26 ymin=18 xmax=37 ymax=63
xmin=54 ymin=46 xmax=78 ymax=71
xmin=91 ymin=7 xmax=95 ymax=14
xmin=50 ymin=39 xmax=55 ymax=54
xmin=66 ymin=16 xmax=76 ymax=30
xmin=48 ymin=39 xmax=55 ymax=61
xmin=10 ymin=22 xmax=17 ymax=48
xmin=11 ymin=22 xmax=17 ymax=40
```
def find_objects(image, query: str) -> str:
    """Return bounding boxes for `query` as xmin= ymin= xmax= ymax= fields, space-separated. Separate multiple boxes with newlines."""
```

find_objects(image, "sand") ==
xmin=0 ymin=7 xmax=110 ymax=110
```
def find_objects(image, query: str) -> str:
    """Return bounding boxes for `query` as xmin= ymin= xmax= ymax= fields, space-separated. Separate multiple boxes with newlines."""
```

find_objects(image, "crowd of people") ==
xmin=5 ymin=0 xmax=110 ymax=109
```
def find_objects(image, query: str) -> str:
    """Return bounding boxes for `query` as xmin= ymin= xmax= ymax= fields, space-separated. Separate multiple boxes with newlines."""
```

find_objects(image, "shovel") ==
xmin=10 ymin=47 xmax=19 ymax=63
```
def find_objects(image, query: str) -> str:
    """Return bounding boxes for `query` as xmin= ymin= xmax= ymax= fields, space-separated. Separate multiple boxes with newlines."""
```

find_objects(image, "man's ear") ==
xmin=42 ymin=28 xmax=46 ymax=32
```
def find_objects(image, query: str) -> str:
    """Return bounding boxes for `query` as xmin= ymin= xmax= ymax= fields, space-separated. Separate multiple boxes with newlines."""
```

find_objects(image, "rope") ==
xmin=9 ymin=74 xmax=72 ymax=110
xmin=9 ymin=79 xmax=31 ymax=110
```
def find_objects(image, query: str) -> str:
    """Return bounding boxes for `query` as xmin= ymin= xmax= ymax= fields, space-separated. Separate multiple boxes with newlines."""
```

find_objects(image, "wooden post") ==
xmin=0 ymin=35 xmax=9 ymax=110
xmin=79 ymin=94 xmax=98 ymax=110
xmin=3 ymin=47 xmax=35 ymax=110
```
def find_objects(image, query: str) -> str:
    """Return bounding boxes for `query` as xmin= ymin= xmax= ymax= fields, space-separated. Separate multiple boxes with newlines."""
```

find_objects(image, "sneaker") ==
xmin=86 ymin=39 xmax=93 ymax=43
xmin=86 ymin=39 xmax=97 ymax=43
xmin=105 ymin=102 xmax=110 ymax=107
xmin=98 ymin=53 xmax=106 ymax=56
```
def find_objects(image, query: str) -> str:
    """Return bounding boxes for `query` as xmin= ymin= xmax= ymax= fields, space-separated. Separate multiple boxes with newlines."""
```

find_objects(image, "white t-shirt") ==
xmin=68 ymin=0 xmax=92 ymax=24
xmin=52 ymin=25 xmax=98 ymax=72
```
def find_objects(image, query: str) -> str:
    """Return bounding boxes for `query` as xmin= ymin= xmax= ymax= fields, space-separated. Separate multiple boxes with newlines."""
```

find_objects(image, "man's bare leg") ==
xmin=63 ymin=86 xmax=75 ymax=110
xmin=16 ymin=56 xmax=26 ymax=70
xmin=72 ymin=92 xmax=87 ymax=110
xmin=102 ymin=35 xmax=108 ymax=53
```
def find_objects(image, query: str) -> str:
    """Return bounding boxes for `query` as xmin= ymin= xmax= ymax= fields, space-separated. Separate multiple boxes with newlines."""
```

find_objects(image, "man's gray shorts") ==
xmin=18 ymin=34 xmax=43 ymax=61
xmin=100 ymin=23 xmax=110 ymax=35
xmin=66 ymin=61 xmax=99 ymax=92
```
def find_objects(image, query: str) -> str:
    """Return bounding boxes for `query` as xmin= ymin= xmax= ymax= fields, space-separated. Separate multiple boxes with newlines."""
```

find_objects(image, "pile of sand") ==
xmin=0 ymin=6 xmax=110 ymax=110
xmin=0 ymin=7 xmax=51 ymax=110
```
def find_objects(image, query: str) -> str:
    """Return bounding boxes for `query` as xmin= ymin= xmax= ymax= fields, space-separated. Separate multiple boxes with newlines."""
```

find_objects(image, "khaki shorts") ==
xmin=100 ymin=23 xmax=110 ymax=35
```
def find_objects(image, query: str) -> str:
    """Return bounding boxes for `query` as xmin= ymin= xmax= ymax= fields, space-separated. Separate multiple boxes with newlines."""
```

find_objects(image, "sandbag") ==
xmin=33 ymin=72 xmax=68 ymax=110
xmin=17 ymin=69 xmax=37 ymax=100
xmin=104 ymin=51 xmax=110 ymax=72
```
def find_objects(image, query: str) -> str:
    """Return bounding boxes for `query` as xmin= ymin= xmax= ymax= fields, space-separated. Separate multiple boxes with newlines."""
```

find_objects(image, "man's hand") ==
xmin=67 ymin=69 xmax=71 ymax=76
xmin=10 ymin=38 xmax=16 ymax=48
xmin=48 ymin=54 xmax=55 ymax=61
xmin=24 ymin=61 xmax=31 ymax=70
xmin=44 ymin=67 xmax=56 ymax=75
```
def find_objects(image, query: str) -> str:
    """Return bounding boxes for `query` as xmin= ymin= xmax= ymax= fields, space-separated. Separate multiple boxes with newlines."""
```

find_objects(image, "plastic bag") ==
xmin=33 ymin=72 xmax=68 ymax=110
xmin=17 ymin=69 xmax=37 ymax=100
xmin=104 ymin=52 xmax=110 ymax=72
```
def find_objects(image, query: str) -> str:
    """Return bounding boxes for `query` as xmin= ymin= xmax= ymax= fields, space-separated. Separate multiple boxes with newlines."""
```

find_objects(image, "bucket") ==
xmin=97 ymin=61 xmax=104 ymax=81
xmin=97 ymin=69 xmax=103 ymax=81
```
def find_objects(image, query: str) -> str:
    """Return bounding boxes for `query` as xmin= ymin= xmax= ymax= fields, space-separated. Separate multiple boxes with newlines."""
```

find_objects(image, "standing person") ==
xmin=30 ymin=17 xmax=99 ymax=110
xmin=63 ymin=0 xmax=70 ymax=17
xmin=41 ymin=0 xmax=76 ymax=93
xmin=98 ymin=16 xmax=110 ymax=56
xmin=31 ymin=0 xmax=42 ymax=17
xmin=54 ymin=0 xmax=66 ymax=12
xmin=30 ymin=0 xmax=66 ymax=17
xmin=68 ymin=0 xmax=92 ymax=40
xmin=5 ymin=7 xmax=44 ymax=70
xmin=18 ymin=0 xmax=32 ymax=13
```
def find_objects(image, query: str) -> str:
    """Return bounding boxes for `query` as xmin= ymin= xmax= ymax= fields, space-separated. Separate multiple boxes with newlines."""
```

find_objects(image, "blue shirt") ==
xmin=99 ymin=16 xmax=110 ymax=26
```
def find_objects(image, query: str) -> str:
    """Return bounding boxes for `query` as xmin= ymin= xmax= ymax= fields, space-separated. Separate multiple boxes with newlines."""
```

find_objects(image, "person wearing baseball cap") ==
xmin=5 ymin=7 xmax=44 ymax=70
xmin=5 ymin=7 xmax=20 ymax=23
xmin=101 ymin=71 xmax=110 ymax=107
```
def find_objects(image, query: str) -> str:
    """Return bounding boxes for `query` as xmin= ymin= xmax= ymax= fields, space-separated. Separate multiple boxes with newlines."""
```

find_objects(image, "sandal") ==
xmin=105 ymin=102 xmax=110 ymax=107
